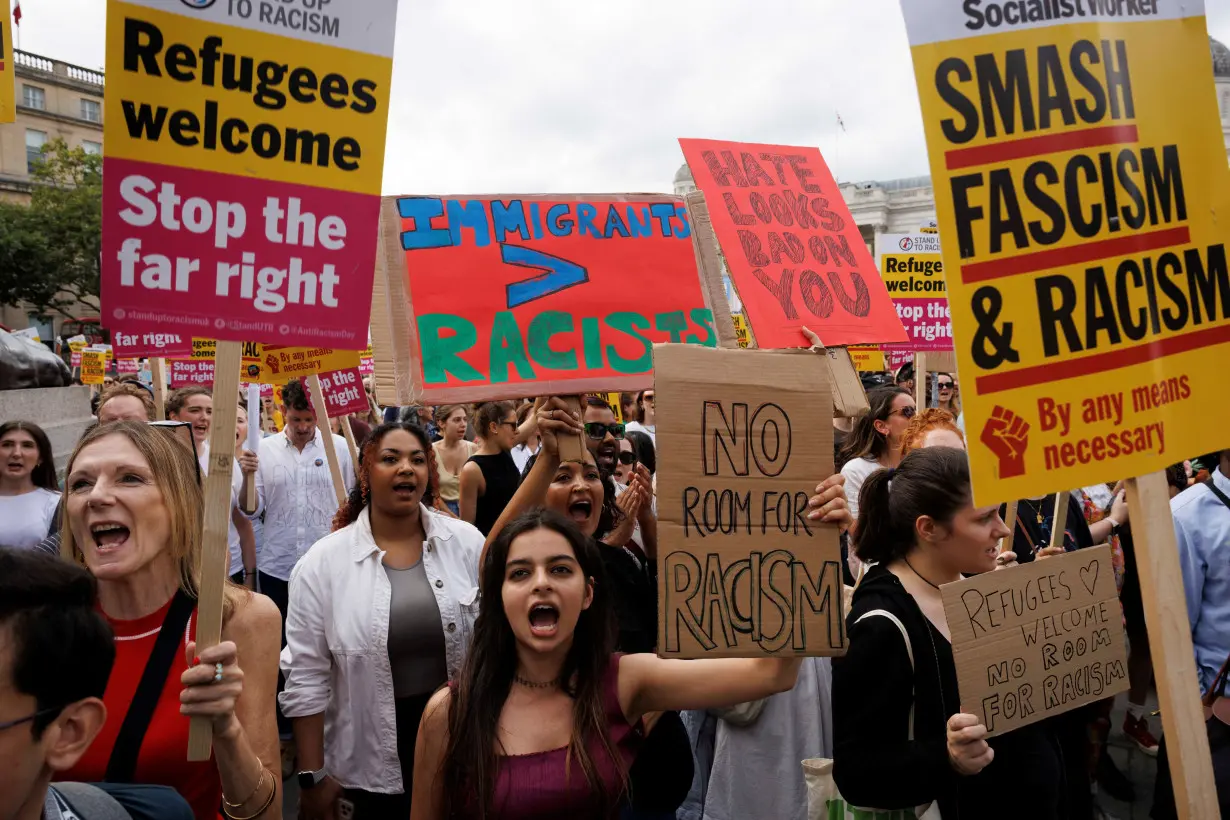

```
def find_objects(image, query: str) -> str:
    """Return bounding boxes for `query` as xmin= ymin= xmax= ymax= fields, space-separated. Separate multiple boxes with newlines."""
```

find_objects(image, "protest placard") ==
xmin=678 ymin=139 xmax=908 ymax=350
xmin=101 ymin=0 xmax=398 ymax=350
xmin=252 ymin=345 xmax=362 ymax=385
xmin=655 ymin=344 xmax=845 ymax=658
xmin=80 ymin=350 xmax=108 ymax=385
xmin=112 ymin=330 xmax=193 ymax=360
xmin=847 ymin=345 xmax=887 ymax=372
xmin=877 ymin=232 xmax=953 ymax=364
xmin=942 ymin=546 xmax=1128 ymax=737
xmin=117 ymin=358 xmax=140 ymax=376
xmin=11 ymin=327 xmax=41 ymax=344
xmin=380 ymin=193 xmax=717 ymax=403
xmin=0 ymin=5 xmax=13 ymax=124
xmin=899 ymin=0 xmax=1230 ymax=502
xmin=314 ymin=367 xmax=368 ymax=419
xmin=732 ymin=313 xmax=751 ymax=348
xmin=899 ymin=2 xmax=1226 ymax=811
xmin=169 ymin=358 xmax=214 ymax=388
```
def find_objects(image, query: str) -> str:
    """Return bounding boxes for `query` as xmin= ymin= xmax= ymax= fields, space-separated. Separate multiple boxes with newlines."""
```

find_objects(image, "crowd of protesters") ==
xmin=1 ymin=367 xmax=1227 ymax=820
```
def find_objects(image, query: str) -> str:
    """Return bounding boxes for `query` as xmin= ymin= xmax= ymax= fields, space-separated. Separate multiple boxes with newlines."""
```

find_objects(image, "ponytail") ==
xmin=852 ymin=446 xmax=971 ymax=564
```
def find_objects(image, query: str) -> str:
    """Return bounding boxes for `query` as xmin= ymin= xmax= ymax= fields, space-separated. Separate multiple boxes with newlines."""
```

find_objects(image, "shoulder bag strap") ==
xmin=105 ymin=589 xmax=197 ymax=783
xmin=1202 ymin=478 xmax=1230 ymax=511
xmin=855 ymin=609 xmax=917 ymax=740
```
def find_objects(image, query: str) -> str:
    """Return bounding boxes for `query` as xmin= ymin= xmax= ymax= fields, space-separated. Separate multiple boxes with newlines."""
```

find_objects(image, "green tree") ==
xmin=0 ymin=138 xmax=102 ymax=319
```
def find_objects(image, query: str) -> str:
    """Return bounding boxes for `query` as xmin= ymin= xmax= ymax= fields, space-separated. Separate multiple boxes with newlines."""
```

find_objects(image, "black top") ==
xmin=467 ymin=451 xmax=520 ymax=537
xmin=833 ymin=565 xmax=1065 ymax=819
xmin=1001 ymin=494 xmax=1094 ymax=561
xmin=599 ymin=545 xmax=658 ymax=655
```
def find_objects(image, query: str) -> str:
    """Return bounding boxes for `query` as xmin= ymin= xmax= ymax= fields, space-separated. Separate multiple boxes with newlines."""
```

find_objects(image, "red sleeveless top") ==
xmin=60 ymin=596 xmax=222 ymax=820
xmin=464 ymin=653 xmax=643 ymax=819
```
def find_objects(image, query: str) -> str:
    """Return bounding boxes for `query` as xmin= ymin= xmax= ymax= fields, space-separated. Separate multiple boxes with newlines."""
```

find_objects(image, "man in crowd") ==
xmin=96 ymin=384 xmax=155 ymax=425
xmin=0 ymin=549 xmax=191 ymax=820
xmin=583 ymin=396 xmax=656 ymax=557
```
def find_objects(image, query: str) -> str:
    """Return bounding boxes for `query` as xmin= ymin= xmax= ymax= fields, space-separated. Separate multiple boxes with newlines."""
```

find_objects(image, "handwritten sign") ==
xmin=942 ymin=546 xmax=1129 ymax=737
xmin=101 ymin=0 xmax=398 ymax=349
xmin=655 ymin=344 xmax=845 ymax=658
xmin=313 ymin=368 xmax=369 ymax=418
xmin=679 ymin=139 xmax=907 ymax=350
xmin=384 ymin=193 xmax=716 ymax=403
xmin=81 ymin=350 xmax=108 ymax=385
xmin=899 ymin=0 xmax=1230 ymax=504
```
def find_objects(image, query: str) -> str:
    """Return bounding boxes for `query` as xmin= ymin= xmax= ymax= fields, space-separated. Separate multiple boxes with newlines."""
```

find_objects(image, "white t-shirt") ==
xmin=840 ymin=456 xmax=883 ymax=523
xmin=0 ymin=488 xmax=61 ymax=549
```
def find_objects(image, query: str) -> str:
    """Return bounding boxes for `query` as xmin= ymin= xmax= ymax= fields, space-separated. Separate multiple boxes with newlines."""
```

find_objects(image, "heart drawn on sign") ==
xmin=1079 ymin=560 xmax=1099 ymax=596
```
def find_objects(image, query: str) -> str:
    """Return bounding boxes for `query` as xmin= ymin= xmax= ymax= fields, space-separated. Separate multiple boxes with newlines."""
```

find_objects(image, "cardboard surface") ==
xmin=380 ymin=193 xmax=717 ymax=404
xmin=900 ymin=1 xmax=1230 ymax=504
xmin=655 ymin=344 xmax=845 ymax=658
xmin=941 ymin=545 xmax=1129 ymax=737
xmin=679 ymin=138 xmax=908 ymax=350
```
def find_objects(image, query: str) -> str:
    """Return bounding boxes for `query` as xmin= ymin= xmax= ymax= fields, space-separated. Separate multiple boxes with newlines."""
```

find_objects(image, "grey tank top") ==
xmin=384 ymin=559 xmax=449 ymax=697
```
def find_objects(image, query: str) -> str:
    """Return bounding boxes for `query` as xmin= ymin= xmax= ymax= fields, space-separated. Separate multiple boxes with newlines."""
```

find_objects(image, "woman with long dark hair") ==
xmin=282 ymin=422 xmax=484 ymax=818
xmin=460 ymin=402 xmax=523 ymax=536
xmin=836 ymin=386 xmax=915 ymax=523
xmin=833 ymin=447 xmax=1065 ymax=818
xmin=0 ymin=420 xmax=60 ymax=549
xmin=410 ymin=509 xmax=810 ymax=820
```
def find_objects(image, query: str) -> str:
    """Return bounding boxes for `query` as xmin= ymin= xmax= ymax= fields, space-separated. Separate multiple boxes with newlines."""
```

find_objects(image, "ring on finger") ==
xmin=213 ymin=662 xmax=224 ymax=683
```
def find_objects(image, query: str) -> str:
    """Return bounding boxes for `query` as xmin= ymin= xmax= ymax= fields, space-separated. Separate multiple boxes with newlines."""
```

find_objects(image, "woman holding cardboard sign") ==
xmin=57 ymin=422 xmax=282 ymax=820
xmin=832 ymin=447 xmax=1065 ymax=818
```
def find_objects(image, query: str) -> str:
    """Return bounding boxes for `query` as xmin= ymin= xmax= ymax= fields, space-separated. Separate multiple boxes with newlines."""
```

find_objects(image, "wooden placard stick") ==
xmin=555 ymin=396 xmax=587 ymax=464
xmin=341 ymin=415 xmax=360 ymax=468
xmin=999 ymin=500 xmax=1019 ymax=555
xmin=242 ymin=383 xmax=260 ymax=514
xmin=1048 ymin=490 xmax=1069 ymax=552
xmin=186 ymin=341 xmax=241 ymax=761
xmin=151 ymin=358 xmax=168 ymax=421
xmin=1126 ymin=472 xmax=1219 ymax=818
xmin=684 ymin=191 xmax=740 ymax=351
xmin=914 ymin=352 xmax=928 ymax=409
xmin=306 ymin=375 xmax=347 ymax=506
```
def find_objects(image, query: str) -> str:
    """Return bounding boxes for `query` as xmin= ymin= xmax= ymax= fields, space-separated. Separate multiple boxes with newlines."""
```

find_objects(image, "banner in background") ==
xmin=387 ymin=193 xmax=717 ymax=403
xmin=900 ymin=0 xmax=1230 ymax=502
xmin=101 ymin=0 xmax=399 ymax=349
xmin=679 ymin=138 xmax=908 ymax=349
xmin=112 ymin=330 xmax=193 ymax=360
xmin=80 ymin=350 xmax=107 ymax=384
xmin=170 ymin=358 xmax=214 ymax=388
xmin=877 ymin=232 xmax=953 ymax=363
xmin=313 ymin=367 xmax=369 ymax=418
xmin=848 ymin=345 xmax=887 ymax=372
xmin=732 ymin=313 xmax=750 ymax=348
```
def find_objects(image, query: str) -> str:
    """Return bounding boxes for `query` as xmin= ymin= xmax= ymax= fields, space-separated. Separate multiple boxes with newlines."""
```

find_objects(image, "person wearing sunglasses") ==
xmin=582 ymin=397 xmax=658 ymax=560
xmin=836 ymin=386 xmax=916 ymax=527
xmin=613 ymin=439 xmax=638 ymax=486
xmin=625 ymin=390 xmax=657 ymax=447
xmin=935 ymin=372 xmax=960 ymax=416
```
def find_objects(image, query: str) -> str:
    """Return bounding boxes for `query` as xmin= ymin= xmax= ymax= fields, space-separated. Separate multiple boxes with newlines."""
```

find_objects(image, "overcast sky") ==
xmin=22 ymin=0 xmax=1230 ymax=195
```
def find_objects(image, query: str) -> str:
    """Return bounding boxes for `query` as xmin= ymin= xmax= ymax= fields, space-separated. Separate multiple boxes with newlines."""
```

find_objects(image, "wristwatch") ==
xmin=297 ymin=768 xmax=328 ymax=791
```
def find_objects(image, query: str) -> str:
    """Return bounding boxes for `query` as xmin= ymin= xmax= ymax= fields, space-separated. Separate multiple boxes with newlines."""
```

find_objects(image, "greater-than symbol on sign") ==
xmin=501 ymin=244 xmax=589 ymax=309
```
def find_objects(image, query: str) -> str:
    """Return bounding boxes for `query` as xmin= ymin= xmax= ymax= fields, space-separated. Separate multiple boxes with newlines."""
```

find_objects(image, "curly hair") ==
xmin=332 ymin=422 xmax=442 ymax=531
xmin=898 ymin=408 xmax=964 ymax=459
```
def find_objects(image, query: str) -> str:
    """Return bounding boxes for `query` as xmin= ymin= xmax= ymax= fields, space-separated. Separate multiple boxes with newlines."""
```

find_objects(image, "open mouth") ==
xmin=567 ymin=497 xmax=593 ymax=524
xmin=90 ymin=522 xmax=131 ymax=553
xmin=392 ymin=479 xmax=417 ymax=498
xmin=529 ymin=604 xmax=560 ymax=637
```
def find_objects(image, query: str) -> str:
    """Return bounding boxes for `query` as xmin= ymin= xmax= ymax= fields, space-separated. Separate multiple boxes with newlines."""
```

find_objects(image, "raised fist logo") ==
xmin=981 ymin=405 xmax=1030 ymax=479
xmin=265 ymin=354 xmax=280 ymax=375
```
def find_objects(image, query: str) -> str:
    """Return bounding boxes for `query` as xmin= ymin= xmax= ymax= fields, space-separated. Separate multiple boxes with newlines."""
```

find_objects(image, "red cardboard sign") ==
xmin=393 ymin=193 xmax=716 ymax=403
xmin=314 ymin=368 xmax=369 ymax=418
xmin=111 ymin=330 xmax=193 ymax=360
xmin=170 ymin=358 xmax=214 ymax=388
xmin=679 ymin=139 xmax=908 ymax=349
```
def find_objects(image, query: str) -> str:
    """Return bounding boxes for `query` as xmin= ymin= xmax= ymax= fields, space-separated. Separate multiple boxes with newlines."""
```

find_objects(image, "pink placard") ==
xmin=313 ymin=368 xmax=369 ymax=419
xmin=358 ymin=356 xmax=374 ymax=377
xmin=169 ymin=359 xmax=215 ymax=388
xmin=102 ymin=158 xmax=379 ymax=349
xmin=116 ymin=358 xmax=140 ymax=375
xmin=70 ymin=352 xmax=82 ymax=368
xmin=111 ymin=329 xmax=194 ymax=360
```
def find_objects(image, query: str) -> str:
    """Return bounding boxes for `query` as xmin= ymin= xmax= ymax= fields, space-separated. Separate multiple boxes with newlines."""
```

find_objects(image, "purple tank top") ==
xmin=476 ymin=653 xmax=643 ymax=819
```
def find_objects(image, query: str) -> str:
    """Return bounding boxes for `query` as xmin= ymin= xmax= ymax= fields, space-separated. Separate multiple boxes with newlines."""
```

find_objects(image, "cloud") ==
xmin=25 ymin=0 xmax=1230 ymax=195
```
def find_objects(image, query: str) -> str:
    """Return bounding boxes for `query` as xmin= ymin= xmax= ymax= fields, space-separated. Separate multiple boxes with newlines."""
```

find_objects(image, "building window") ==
xmin=82 ymin=141 xmax=102 ymax=156
xmin=26 ymin=130 xmax=47 ymax=173
xmin=22 ymin=85 xmax=45 ymax=110
xmin=81 ymin=99 xmax=102 ymax=123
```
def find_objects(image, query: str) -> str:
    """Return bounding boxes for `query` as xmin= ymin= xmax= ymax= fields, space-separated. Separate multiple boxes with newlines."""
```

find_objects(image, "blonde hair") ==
xmin=60 ymin=421 xmax=246 ymax=620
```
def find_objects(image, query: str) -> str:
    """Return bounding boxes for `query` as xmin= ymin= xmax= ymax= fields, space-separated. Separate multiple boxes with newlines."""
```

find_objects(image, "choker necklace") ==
xmin=904 ymin=557 xmax=941 ymax=591
xmin=514 ymin=674 xmax=559 ymax=690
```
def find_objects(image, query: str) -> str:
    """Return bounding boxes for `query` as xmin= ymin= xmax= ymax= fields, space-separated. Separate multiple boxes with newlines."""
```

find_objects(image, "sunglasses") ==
xmin=148 ymin=420 xmax=202 ymax=485
xmin=890 ymin=405 xmax=917 ymax=419
xmin=617 ymin=450 xmax=637 ymax=466
xmin=937 ymin=381 xmax=954 ymax=389
xmin=584 ymin=422 xmax=625 ymax=441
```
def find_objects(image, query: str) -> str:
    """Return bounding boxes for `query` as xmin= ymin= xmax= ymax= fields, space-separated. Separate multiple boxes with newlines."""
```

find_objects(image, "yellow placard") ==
xmin=81 ymin=350 xmax=108 ymax=385
xmin=68 ymin=337 xmax=89 ymax=354
xmin=901 ymin=2 xmax=1230 ymax=503
xmin=250 ymin=345 xmax=362 ymax=385
xmin=732 ymin=313 xmax=750 ymax=348
xmin=848 ymin=345 xmax=887 ymax=372
xmin=0 ymin=2 xmax=13 ymax=124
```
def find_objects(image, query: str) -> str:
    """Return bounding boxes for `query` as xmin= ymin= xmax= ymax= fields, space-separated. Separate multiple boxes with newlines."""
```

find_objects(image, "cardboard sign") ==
xmin=678 ymin=139 xmax=908 ymax=350
xmin=313 ymin=367 xmax=368 ymax=418
xmin=383 ymin=194 xmax=717 ymax=403
xmin=655 ymin=344 xmax=845 ymax=658
xmin=112 ymin=330 xmax=193 ymax=360
xmin=878 ymin=232 xmax=953 ymax=363
xmin=100 ymin=0 xmax=399 ymax=349
xmin=942 ymin=546 xmax=1129 ymax=737
xmin=0 ymin=4 xmax=13 ymax=124
xmin=80 ymin=350 xmax=108 ymax=385
xmin=170 ymin=358 xmax=215 ymax=387
xmin=899 ymin=0 xmax=1230 ymax=503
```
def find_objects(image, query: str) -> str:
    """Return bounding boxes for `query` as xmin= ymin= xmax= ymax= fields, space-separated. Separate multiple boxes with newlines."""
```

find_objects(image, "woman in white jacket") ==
xmin=280 ymin=421 xmax=484 ymax=819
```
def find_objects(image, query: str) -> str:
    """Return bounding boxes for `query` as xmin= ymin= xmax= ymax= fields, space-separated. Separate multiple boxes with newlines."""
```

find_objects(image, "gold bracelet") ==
xmin=222 ymin=768 xmax=274 ymax=818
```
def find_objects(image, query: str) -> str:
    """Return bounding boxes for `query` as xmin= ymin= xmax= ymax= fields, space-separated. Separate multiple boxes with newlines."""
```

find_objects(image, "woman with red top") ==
xmin=57 ymin=421 xmax=282 ymax=820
